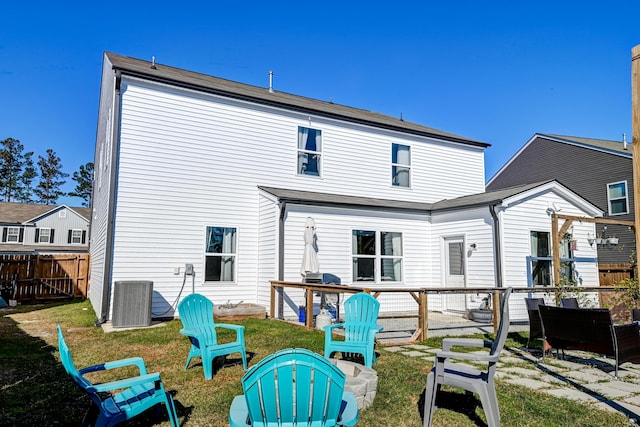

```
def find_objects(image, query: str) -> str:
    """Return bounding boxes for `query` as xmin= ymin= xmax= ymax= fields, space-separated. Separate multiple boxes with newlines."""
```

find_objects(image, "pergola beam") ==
xmin=551 ymin=214 xmax=635 ymax=285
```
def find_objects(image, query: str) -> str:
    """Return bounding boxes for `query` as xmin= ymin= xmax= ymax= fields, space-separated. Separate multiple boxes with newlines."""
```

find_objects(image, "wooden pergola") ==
xmin=633 ymin=45 xmax=640 ymax=258
xmin=551 ymin=214 xmax=635 ymax=285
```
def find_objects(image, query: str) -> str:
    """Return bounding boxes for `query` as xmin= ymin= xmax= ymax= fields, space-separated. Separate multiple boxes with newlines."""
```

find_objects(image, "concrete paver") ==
xmin=382 ymin=341 xmax=640 ymax=424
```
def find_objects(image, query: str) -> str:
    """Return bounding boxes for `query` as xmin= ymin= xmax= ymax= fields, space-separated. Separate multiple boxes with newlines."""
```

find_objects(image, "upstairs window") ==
xmin=68 ymin=229 xmax=86 ymax=244
xmin=391 ymin=143 xmax=411 ymax=187
xmin=205 ymin=226 xmax=237 ymax=282
xmin=3 ymin=227 xmax=23 ymax=243
xmin=36 ymin=228 xmax=54 ymax=244
xmin=352 ymin=230 xmax=403 ymax=283
xmin=297 ymin=126 xmax=322 ymax=176
xmin=607 ymin=181 xmax=629 ymax=215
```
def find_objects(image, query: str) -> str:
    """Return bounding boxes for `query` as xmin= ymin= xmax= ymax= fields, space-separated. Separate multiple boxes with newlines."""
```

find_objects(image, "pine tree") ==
xmin=0 ymin=138 xmax=36 ymax=202
xmin=16 ymin=152 xmax=37 ymax=203
xmin=34 ymin=149 xmax=68 ymax=205
xmin=68 ymin=162 xmax=93 ymax=207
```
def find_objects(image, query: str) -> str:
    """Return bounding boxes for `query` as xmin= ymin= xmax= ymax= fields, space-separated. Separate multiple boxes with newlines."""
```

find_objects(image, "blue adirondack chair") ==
xmin=324 ymin=292 xmax=381 ymax=368
xmin=57 ymin=325 xmax=179 ymax=427
xmin=229 ymin=348 xmax=359 ymax=427
xmin=178 ymin=293 xmax=247 ymax=380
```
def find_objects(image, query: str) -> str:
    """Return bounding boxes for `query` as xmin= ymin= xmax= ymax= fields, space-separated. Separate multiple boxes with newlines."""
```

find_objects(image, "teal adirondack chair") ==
xmin=324 ymin=292 xmax=382 ymax=368
xmin=229 ymin=348 xmax=359 ymax=427
xmin=57 ymin=325 xmax=179 ymax=427
xmin=178 ymin=293 xmax=247 ymax=380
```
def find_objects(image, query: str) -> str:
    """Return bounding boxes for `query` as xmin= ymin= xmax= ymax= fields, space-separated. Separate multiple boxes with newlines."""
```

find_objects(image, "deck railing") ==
xmin=270 ymin=281 xmax=620 ymax=342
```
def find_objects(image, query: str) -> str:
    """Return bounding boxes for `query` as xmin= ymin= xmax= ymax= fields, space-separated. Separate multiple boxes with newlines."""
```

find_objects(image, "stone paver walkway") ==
xmin=382 ymin=343 xmax=640 ymax=424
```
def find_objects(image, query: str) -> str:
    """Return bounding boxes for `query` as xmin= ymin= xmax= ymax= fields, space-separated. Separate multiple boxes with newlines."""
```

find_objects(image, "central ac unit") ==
xmin=112 ymin=281 xmax=153 ymax=328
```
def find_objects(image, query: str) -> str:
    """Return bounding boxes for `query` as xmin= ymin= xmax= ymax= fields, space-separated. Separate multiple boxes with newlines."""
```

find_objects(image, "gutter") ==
xmin=278 ymin=201 xmax=287 ymax=281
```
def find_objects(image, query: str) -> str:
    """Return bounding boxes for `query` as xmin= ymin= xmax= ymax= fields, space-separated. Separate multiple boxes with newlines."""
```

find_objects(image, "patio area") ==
xmin=385 ymin=342 xmax=640 ymax=423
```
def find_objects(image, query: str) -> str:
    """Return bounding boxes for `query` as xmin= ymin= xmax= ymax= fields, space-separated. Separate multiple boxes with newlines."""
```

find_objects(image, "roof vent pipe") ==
xmin=623 ymin=133 xmax=628 ymax=150
xmin=268 ymin=70 xmax=274 ymax=93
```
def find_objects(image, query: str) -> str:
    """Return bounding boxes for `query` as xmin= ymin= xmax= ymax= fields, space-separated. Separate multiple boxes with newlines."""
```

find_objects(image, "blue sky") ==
xmin=1 ymin=2 xmax=639 ymax=206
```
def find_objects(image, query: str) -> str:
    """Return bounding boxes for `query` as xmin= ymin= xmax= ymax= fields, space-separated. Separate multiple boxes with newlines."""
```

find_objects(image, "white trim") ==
xmin=202 ymin=225 xmax=239 ymax=285
xmin=502 ymin=181 xmax=603 ymax=217
xmin=606 ymin=180 xmax=629 ymax=216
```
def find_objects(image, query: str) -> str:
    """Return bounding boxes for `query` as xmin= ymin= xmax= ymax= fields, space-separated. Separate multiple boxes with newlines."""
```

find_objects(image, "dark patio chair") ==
xmin=632 ymin=308 xmax=640 ymax=323
xmin=525 ymin=297 xmax=545 ymax=349
xmin=561 ymin=297 xmax=579 ymax=309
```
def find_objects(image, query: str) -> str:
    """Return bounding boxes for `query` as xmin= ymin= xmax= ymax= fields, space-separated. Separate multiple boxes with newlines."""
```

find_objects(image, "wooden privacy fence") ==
xmin=0 ymin=253 xmax=90 ymax=302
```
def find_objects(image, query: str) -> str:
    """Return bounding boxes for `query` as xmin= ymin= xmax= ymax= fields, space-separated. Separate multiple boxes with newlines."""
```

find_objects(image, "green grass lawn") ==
xmin=0 ymin=299 xmax=631 ymax=426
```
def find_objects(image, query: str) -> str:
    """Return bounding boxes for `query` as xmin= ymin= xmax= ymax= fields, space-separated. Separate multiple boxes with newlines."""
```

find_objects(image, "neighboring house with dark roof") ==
xmin=487 ymin=133 xmax=635 ymax=267
xmin=0 ymin=202 xmax=90 ymax=253
xmin=89 ymin=53 xmax=602 ymax=325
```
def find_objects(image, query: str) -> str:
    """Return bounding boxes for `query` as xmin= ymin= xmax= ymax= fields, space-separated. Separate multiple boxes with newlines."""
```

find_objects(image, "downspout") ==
xmin=275 ymin=201 xmax=287 ymax=320
xmin=489 ymin=204 xmax=503 ymax=288
xmin=278 ymin=201 xmax=287 ymax=281
xmin=96 ymin=70 xmax=122 ymax=325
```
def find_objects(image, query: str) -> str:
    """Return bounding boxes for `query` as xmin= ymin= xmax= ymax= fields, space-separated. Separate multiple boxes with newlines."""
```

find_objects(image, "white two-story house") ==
xmin=89 ymin=52 xmax=602 ymax=324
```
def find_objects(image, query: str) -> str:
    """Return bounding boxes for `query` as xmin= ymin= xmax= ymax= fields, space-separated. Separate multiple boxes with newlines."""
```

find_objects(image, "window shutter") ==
xmin=82 ymin=230 xmax=86 ymax=244
xmin=35 ymin=228 xmax=40 ymax=243
xmin=18 ymin=228 xmax=23 ymax=242
xmin=68 ymin=230 xmax=72 ymax=244
xmin=2 ymin=228 xmax=6 ymax=242
xmin=50 ymin=229 xmax=55 ymax=243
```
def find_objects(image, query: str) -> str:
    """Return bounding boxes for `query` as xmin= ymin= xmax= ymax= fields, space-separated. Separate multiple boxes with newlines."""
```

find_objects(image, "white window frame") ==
xmin=297 ymin=126 xmax=322 ymax=177
xmin=204 ymin=226 xmax=237 ymax=283
xmin=607 ymin=181 xmax=629 ymax=216
xmin=352 ymin=230 xmax=403 ymax=283
xmin=70 ymin=229 xmax=83 ymax=244
xmin=38 ymin=228 xmax=52 ymax=244
xmin=6 ymin=227 xmax=20 ymax=243
xmin=391 ymin=143 xmax=411 ymax=188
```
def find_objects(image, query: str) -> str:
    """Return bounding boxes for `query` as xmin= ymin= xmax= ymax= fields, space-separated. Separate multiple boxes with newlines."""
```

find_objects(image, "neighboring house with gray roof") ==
xmin=89 ymin=53 xmax=602 ymax=325
xmin=0 ymin=202 xmax=90 ymax=253
xmin=487 ymin=133 xmax=635 ymax=267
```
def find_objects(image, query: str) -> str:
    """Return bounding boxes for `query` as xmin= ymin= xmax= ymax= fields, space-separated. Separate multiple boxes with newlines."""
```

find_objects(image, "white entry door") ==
xmin=444 ymin=237 xmax=466 ymax=312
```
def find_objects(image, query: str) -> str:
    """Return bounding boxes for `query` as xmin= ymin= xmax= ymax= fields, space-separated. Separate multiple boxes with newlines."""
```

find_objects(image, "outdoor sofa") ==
xmin=538 ymin=305 xmax=640 ymax=376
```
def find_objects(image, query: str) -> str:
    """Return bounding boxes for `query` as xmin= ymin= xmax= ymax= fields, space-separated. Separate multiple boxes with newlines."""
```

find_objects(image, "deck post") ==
xmin=305 ymin=285 xmax=314 ymax=329
xmin=419 ymin=292 xmax=428 ymax=340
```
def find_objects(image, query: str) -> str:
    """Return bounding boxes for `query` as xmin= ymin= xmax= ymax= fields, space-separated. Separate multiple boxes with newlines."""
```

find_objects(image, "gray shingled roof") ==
xmin=0 ymin=202 xmax=90 ymax=224
xmin=541 ymin=134 xmax=632 ymax=157
xmin=259 ymin=181 xmax=558 ymax=213
xmin=259 ymin=187 xmax=432 ymax=212
xmin=430 ymin=180 xmax=556 ymax=211
xmin=105 ymin=52 xmax=489 ymax=149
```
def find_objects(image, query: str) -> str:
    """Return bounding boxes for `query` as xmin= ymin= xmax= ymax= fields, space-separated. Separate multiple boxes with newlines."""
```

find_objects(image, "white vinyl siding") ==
xmin=106 ymin=78 xmax=485 ymax=310
xmin=499 ymin=191 xmax=599 ymax=321
xmin=275 ymin=206 xmax=426 ymax=317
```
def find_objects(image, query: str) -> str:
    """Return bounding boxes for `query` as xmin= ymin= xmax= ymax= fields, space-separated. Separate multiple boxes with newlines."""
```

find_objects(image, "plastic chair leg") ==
xmin=423 ymin=372 xmax=437 ymax=427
